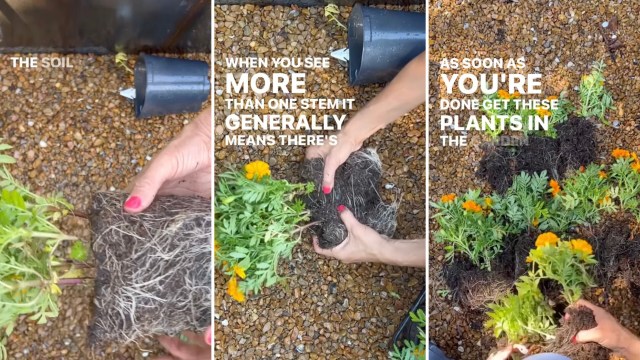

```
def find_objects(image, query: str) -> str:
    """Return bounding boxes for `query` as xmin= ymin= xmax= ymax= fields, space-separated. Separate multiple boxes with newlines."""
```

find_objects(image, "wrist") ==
xmin=616 ymin=330 xmax=640 ymax=358
xmin=337 ymin=129 xmax=363 ymax=152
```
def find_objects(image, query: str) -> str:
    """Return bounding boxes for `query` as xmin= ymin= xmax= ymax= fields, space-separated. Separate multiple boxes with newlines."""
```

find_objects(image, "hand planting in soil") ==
xmin=486 ymin=233 xmax=597 ymax=345
xmin=0 ymin=144 xmax=88 ymax=359
xmin=90 ymin=192 xmax=211 ymax=343
xmin=215 ymin=160 xmax=313 ymax=302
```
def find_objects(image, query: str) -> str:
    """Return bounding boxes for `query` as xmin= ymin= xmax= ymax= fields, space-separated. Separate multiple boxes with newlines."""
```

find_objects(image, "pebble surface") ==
xmin=0 ymin=53 xmax=209 ymax=359
xmin=214 ymin=4 xmax=425 ymax=359
xmin=430 ymin=1 xmax=640 ymax=359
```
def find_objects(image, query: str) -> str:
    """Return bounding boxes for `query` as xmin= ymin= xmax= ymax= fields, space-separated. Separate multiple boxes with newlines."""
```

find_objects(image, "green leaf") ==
xmin=0 ymin=155 xmax=15 ymax=164
xmin=70 ymin=241 xmax=88 ymax=261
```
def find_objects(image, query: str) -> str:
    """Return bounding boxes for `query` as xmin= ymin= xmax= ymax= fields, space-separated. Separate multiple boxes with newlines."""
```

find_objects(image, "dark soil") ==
xmin=476 ymin=117 xmax=597 ymax=193
xmin=443 ymin=258 xmax=513 ymax=309
xmin=548 ymin=306 xmax=609 ymax=359
xmin=301 ymin=148 xmax=398 ymax=249
xmin=89 ymin=192 xmax=211 ymax=344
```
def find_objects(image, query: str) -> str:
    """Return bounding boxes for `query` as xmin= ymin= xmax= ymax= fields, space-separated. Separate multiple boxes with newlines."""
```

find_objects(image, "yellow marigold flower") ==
xmin=441 ymin=193 xmax=456 ymax=203
xmin=570 ymin=239 xmax=593 ymax=256
xmin=536 ymin=232 xmax=559 ymax=248
xmin=511 ymin=91 xmax=521 ymax=99
xmin=497 ymin=89 xmax=510 ymax=99
xmin=549 ymin=179 xmax=561 ymax=197
xmin=244 ymin=160 xmax=271 ymax=180
xmin=214 ymin=240 xmax=220 ymax=253
xmin=532 ymin=218 xmax=540 ymax=227
xmin=462 ymin=200 xmax=483 ymax=213
xmin=599 ymin=195 xmax=611 ymax=206
xmin=632 ymin=152 xmax=639 ymax=162
xmin=227 ymin=276 xmax=245 ymax=302
xmin=484 ymin=197 xmax=493 ymax=207
xmin=612 ymin=148 xmax=631 ymax=159
xmin=536 ymin=106 xmax=552 ymax=117
xmin=525 ymin=256 xmax=533 ymax=263
xmin=599 ymin=171 xmax=607 ymax=179
xmin=233 ymin=264 xmax=246 ymax=279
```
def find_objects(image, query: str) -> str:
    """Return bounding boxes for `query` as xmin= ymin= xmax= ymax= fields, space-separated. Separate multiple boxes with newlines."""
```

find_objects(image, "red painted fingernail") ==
xmin=337 ymin=205 xmax=346 ymax=213
xmin=570 ymin=336 xmax=577 ymax=344
xmin=124 ymin=196 xmax=141 ymax=210
xmin=322 ymin=186 xmax=331 ymax=194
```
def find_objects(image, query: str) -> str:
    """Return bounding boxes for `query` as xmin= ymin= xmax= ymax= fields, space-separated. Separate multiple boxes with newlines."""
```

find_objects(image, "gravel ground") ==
xmin=214 ymin=4 xmax=425 ymax=359
xmin=0 ymin=53 xmax=210 ymax=359
xmin=429 ymin=1 xmax=640 ymax=359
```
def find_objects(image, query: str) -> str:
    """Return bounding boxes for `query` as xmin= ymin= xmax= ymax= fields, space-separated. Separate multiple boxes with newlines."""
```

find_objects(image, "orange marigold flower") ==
xmin=632 ymin=152 xmax=639 ymax=162
xmin=579 ymin=166 xmax=585 ymax=173
xmin=497 ymin=89 xmax=510 ymax=100
xmin=612 ymin=148 xmax=631 ymax=159
xmin=462 ymin=200 xmax=483 ymax=213
xmin=570 ymin=239 xmax=593 ymax=256
xmin=227 ymin=276 xmax=245 ymax=302
xmin=441 ymin=193 xmax=456 ymax=203
xmin=511 ymin=91 xmax=521 ymax=99
xmin=598 ymin=195 xmax=611 ymax=206
xmin=233 ymin=264 xmax=246 ymax=279
xmin=244 ymin=160 xmax=271 ymax=180
xmin=599 ymin=171 xmax=607 ymax=179
xmin=536 ymin=107 xmax=552 ymax=117
xmin=536 ymin=232 xmax=559 ymax=248
xmin=549 ymin=179 xmax=561 ymax=197
xmin=632 ymin=162 xmax=640 ymax=173
xmin=546 ymin=95 xmax=559 ymax=101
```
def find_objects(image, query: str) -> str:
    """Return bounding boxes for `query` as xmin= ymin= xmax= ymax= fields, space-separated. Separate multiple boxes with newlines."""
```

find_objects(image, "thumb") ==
xmin=575 ymin=328 xmax=599 ymax=343
xmin=125 ymin=156 xmax=174 ymax=213
xmin=337 ymin=205 xmax=360 ymax=230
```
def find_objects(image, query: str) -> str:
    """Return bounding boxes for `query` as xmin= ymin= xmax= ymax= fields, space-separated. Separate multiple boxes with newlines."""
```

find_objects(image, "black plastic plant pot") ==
xmin=347 ymin=4 xmax=426 ymax=86
xmin=389 ymin=286 xmax=426 ymax=350
xmin=134 ymin=54 xmax=210 ymax=118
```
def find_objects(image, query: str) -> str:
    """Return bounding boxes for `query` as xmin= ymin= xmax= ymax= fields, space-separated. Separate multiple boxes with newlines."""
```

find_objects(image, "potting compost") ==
xmin=89 ymin=192 xmax=211 ymax=343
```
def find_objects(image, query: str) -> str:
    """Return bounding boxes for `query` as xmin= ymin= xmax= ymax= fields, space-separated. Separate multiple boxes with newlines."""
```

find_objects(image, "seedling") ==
xmin=579 ymin=60 xmax=615 ymax=124
xmin=115 ymin=52 xmax=133 ymax=74
xmin=324 ymin=4 xmax=347 ymax=30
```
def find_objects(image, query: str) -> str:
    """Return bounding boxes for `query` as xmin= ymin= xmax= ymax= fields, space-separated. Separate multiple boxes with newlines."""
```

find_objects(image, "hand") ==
xmin=305 ymin=132 xmax=361 ymax=194
xmin=124 ymin=107 xmax=211 ymax=213
xmin=572 ymin=299 xmax=640 ymax=357
xmin=153 ymin=328 xmax=211 ymax=360
xmin=487 ymin=345 xmax=512 ymax=360
xmin=312 ymin=205 xmax=389 ymax=263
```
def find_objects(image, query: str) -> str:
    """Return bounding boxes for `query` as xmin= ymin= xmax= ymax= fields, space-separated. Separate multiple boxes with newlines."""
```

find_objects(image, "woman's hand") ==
xmin=572 ymin=299 xmax=640 ymax=358
xmin=124 ymin=107 xmax=211 ymax=213
xmin=313 ymin=205 xmax=425 ymax=267
xmin=305 ymin=132 xmax=361 ymax=194
xmin=153 ymin=328 xmax=211 ymax=360
xmin=487 ymin=345 xmax=512 ymax=360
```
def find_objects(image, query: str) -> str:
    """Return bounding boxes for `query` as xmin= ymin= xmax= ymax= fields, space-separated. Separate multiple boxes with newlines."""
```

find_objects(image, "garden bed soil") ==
xmin=476 ymin=117 xmax=597 ymax=193
xmin=301 ymin=148 xmax=398 ymax=249
xmin=443 ymin=258 xmax=513 ymax=310
xmin=90 ymin=192 xmax=212 ymax=344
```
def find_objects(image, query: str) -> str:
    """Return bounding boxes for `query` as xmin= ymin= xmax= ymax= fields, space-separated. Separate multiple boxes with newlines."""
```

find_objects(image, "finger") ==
xmin=125 ymin=153 xmax=175 ymax=213
xmin=312 ymin=236 xmax=335 ymax=258
xmin=575 ymin=328 xmax=599 ymax=343
xmin=322 ymin=154 xmax=342 ymax=194
xmin=157 ymin=335 xmax=207 ymax=359
xmin=204 ymin=327 xmax=212 ymax=346
xmin=306 ymin=145 xmax=323 ymax=159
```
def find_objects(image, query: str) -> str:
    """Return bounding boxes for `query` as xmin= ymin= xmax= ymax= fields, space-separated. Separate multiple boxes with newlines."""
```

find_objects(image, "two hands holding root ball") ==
xmin=121 ymin=52 xmax=427 ymax=359
xmin=307 ymin=51 xmax=426 ymax=267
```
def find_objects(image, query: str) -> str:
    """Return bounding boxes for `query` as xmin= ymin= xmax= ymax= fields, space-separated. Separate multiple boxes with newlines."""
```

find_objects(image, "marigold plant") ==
xmin=0 ymin=144 xmax=86 ymax=359
xmin=609 ymin=153 xmax=640 ymax=219
xmin=215 ymin=161 xmax=314 ymax=301
xmin=431 ymin=190 xmax=506 ymax=270
xmin=579 ymin=60 xmax=615 ymax=124
xmin=491 ymin=172 xmax=549 ymax=235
